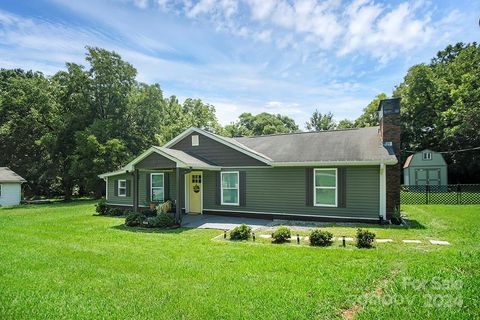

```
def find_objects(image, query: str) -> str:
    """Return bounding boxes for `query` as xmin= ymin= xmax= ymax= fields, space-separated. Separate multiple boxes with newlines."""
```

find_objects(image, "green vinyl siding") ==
xmin=203 ymin=166 xmax=380 ymax=219
xmin=106 ymin=173 xmax=133 ymax=206
xmin=107 ymin=171 xmax=177 ymax=207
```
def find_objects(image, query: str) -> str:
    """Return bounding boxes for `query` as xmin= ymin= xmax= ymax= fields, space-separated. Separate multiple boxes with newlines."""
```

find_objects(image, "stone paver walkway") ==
xmin=429 ymin=240 xmax=450 ymax=245
xmin=376 ymin=239 xmax=393 ymax=243
xmin=402 ymin=240 xmax=422 ymax=244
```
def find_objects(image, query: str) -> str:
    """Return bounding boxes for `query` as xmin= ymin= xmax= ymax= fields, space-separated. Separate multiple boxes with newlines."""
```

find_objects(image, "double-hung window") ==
xmin=314 ymin=168 xmax=337 ymax=207
xmin=151 ymin=173 xmax=164 ymax=202
xmin=118 ymin=180 xmax=127 ymax=197
xmin=221 ymin=171 xmax=239 ymax=205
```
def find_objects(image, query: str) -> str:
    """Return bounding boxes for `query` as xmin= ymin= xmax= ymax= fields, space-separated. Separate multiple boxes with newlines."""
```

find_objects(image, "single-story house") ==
xmin=403 ymin=149 xmax=448 ymax=186
xmin=0 ymin=167 xmax=26 ymax=206
xmin=99 ymin=98 xmax=401 ymax=224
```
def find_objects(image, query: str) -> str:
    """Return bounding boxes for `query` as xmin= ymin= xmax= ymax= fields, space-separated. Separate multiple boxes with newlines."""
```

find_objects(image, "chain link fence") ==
xmin=401 ymin=184 xmax=480 ymax=205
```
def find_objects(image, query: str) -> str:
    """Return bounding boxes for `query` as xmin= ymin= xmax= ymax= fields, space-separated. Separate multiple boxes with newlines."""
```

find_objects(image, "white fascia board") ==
xmin=98 ymin=170 xmax=129 ymax=179
xmin=125 ymin=147 xmax=188 ymax=170
xmin=163 ymin=127 xmax=272 ymax=165
xmin=272 ymin=159 xmax=397 ymax=167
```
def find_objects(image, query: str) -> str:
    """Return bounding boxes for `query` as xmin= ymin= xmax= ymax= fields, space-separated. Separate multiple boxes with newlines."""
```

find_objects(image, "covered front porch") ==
xmin=127 ymin=146 xmax=221 ymax=224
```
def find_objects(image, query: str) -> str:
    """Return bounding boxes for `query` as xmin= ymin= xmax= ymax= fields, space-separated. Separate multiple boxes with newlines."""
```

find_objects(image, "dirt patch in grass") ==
xmin=340 ymin=268 xmax=401 ymax=319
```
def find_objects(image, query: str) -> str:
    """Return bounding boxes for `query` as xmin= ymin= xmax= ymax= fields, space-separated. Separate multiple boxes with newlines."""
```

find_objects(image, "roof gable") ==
xmin=0 ymin=167 xmax=26 ymax=183
xmin=165 ymin=127 xmax=272 ymax=166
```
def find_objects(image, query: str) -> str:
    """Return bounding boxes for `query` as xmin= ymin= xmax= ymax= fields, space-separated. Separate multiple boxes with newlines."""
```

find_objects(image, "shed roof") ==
xmin=0 ymin=167 xmax=26 ymax=183
xmin=233 ymin=127 xmax=397 ymax=165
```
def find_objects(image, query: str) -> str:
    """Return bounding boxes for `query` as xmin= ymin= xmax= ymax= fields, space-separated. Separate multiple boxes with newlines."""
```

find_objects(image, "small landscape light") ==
xmin=253 ymin=232 xmax=256 ymax=242
xmin=297 ymin=234 xmax=300 ymax=244
xmin=224 ymin=230 xmax=227 ymax=239
xmin=342 ymin=236 xmax=346 ymax=247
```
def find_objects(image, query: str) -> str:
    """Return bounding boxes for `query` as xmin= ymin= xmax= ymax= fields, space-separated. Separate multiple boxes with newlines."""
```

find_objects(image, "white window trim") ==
xmin=118 ymin=179 xmax=127 ymax=197
xmin=423 ymin=152 xmax=432 ymax=160
xmin=151 ymin=173 xmax=165 ymax=202
xmin=313 ymin=168 xmax=338 ymax=207
xmin=221 ymin=171 xmax=240 ymax=206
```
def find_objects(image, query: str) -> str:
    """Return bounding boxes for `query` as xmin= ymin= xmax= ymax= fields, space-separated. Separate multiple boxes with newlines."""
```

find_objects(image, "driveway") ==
xmin=181 ymin=214 xmax=271 ymax=230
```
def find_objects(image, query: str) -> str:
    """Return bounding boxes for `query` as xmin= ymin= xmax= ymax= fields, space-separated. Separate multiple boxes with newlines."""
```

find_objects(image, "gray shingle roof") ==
xmin=233 ymin=127 xmax=397 ymax=164
xmin=0 ymin=167 xmax=26 ymax=183
xmin=152 ymin=146 xmax=219 ymax=168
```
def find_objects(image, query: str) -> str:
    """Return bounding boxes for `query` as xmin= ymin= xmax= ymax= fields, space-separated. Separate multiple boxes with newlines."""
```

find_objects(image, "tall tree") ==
xmin=354 ymin=93 xmax=387 ymax=127
xmin=0 ymin=70 xmax=59 ymax=196
xmin=226 ymin=112 xmax=298 ymax=136
xmin=337 ymin=119 xmax=355 ymax=129
xmin=305 ymin=110 xmax=335 ymax=131
xmin=395 ymin=42 xmax=480 ymax=182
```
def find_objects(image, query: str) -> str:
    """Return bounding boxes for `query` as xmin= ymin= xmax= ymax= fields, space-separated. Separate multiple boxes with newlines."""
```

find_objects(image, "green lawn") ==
xmin=1 ymin=202 xmax=479 ymax=319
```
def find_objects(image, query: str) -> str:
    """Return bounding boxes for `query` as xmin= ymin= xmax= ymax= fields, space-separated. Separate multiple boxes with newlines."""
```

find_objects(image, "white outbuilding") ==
xmin=0 ymin=167 xmax=26 ymax=206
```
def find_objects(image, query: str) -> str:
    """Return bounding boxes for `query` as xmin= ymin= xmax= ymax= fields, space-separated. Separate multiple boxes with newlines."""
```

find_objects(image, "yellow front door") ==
xmin=188 ymin=172 xmax=202 ymax=213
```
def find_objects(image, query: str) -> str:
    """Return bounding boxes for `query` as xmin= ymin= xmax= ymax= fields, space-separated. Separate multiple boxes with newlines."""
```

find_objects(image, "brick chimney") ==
xmin=378 ymin=98 xmax=401 ymax=220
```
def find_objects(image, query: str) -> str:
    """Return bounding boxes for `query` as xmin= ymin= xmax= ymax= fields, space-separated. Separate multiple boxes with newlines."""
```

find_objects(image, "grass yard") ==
xmin=1 ymin=202 xmax=479 ymax=319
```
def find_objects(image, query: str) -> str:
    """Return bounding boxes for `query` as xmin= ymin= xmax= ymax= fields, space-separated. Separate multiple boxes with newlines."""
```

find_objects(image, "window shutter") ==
xmin=338 ymin=168 xmax=347 ymax=208
xmin=164 ymin=173 xmax=170 ymax=201
xmin=239 ymin=171 xmax=246 ymax=207
xmin=215 ymin=171 xmax=221 ymax=205
xmin=146 ymin=173 xmax=151 ymax=203
xmin=114 ymin=180 xmax=118 ymax=196
xmin=306 ymin=168 xmax=313 ymax=206
xmin=126 ymin=180 xmax=131 ymax=197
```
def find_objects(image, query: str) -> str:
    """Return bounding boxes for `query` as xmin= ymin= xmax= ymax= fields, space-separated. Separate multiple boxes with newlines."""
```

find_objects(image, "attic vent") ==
xmin=192 ymin=135 xmax=199 ymax=146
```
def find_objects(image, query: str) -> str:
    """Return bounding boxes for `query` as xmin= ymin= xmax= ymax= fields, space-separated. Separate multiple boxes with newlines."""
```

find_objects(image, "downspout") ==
xmin=379 ymin=162 xmax=387 ymax=221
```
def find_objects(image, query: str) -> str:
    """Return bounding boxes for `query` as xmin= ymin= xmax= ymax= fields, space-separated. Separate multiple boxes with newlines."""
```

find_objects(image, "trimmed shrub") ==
xmin=95 ymin=199 xmax=108 ymax=215
xmin=356 ymin=229 xmax=376 ymax=248
xmin=158 ymin=200 xmax=173 ymax=214
xmin=271 ymin=226 xmax=291 ymax=243
xmin=143 ymin=209 xmax=158 ymax=217
xmin=107 ymin=207 xmax=124 ymax=216
xmin=147 ymin=213 xmax=175 ymax=228
xmin=309 ymin=229 xmax=333 ymax=247
xmin=125 ymin=212 xmax=147 ymax=227
xmin=229 ymin=224 xmax=252 ymax=240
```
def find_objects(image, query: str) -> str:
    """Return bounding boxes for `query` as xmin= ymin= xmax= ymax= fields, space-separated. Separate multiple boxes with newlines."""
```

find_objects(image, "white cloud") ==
xmin=133 ymin=0 xmax=149 ymax=9
xmin=145 ymin=0 xmax=456 ymax=63
xmin=340 ymin=1 xmax=434 ymax=62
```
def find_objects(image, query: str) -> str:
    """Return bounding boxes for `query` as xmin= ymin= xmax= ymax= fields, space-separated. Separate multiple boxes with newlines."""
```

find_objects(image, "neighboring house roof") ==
xmin=234 ymin=127 xmax=397 ymax=165
xmin=403 ymin=155 xmax=413 ymax=168
xmin=0 ymin=167 xmax=26 ymax=183
xmin=403 ymin=149 xmax=447 ymax=168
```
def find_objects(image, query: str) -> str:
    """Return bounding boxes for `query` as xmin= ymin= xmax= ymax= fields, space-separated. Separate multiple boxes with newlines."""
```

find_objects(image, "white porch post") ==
xmin=379 ymin=163 xmax=387 ymax=220
xmin=105 ymin=177 xmax=108 ymax=200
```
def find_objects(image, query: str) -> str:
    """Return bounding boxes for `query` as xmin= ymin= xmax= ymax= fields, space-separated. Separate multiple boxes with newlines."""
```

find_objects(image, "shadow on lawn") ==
xmin=111 ymin=224 xmax=190 ymax=234
xmin=1 ymin=199 xmax=96 ymax=211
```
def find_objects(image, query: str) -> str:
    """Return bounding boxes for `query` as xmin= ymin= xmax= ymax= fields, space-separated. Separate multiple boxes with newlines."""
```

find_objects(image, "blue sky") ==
xmin=0 ymin=0 xmax=478 ymax=127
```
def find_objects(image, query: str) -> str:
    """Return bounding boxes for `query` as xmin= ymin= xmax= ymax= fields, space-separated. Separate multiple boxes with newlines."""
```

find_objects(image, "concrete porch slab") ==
xmin=181 ymin=214 xmax=271 ymax=230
